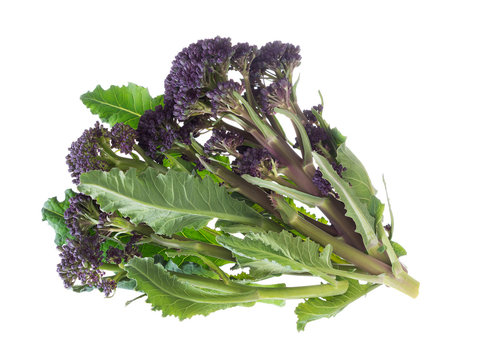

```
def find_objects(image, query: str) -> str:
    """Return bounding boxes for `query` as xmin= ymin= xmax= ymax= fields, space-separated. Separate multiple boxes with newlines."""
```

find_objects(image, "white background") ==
xmin=1 ymin=0 xmax=479 ymax=358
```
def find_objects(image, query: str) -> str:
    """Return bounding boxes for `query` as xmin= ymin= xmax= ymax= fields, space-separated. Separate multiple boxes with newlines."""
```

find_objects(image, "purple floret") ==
xmin=110 ymin=123 xmax=136 ymax=154
xmin=312 ymin=169 xmax=335 ymax=197
xmin=206 ymin=80 xmax=244 ymax=116
xmin=164 ymin=37 xmax=234 ymax=121
xmin=204 ymin=128 xmax=244 ymax=155
xmin=233 ymin=147 xmax=273 ymax=178
xmin=331 ymin=161 xmax=346 ymax=177
xmin=231 ymin=42 xmax=258 ymax=73
xmin=64 ymin=194 xmax=102 ymax=238
xmin=303 ymin=105 xmax=324 ymax=123
xmin=66 ymin=122 xmax=111 ymax=184
xmin=136 ymin=103 xmax=179 ymax=157
xmin=304 ymin=123 xmax=328 ymax=150
xmin=258 ymin=78 xmax=292 ymax=115
xmin=99 ymin=278 xmax=117 ymax=297
xmin=250 ymin=41 xmax=301 ymax=84
xmin=177 ymin=116 xmax=208 ymax=145
xmin=57 ymin=241 xmax=105 ymax=289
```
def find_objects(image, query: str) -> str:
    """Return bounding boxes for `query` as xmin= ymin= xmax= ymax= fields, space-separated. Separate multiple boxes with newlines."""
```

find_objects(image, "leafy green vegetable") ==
xmin=336 ymin=144 xmax=377 ymax=203
xmin=80 ymin=83 xmax=163 ymax=129
xmin=41 ymin=189 xmax=76 ymax=246
xmin=295 ymin=280 xmax=379 ymax=331
xmin=313 ymin=153 xmax=380 ymax=255
xmin=125 ymin=257 xmax=255 ymax=319
xmin=79 ymin=167 xmax=276 ymax=235
xmin=218 ymin=231 xmax=336 ymax=282
xmin=44 ymin=37 xmax=419 ymax=331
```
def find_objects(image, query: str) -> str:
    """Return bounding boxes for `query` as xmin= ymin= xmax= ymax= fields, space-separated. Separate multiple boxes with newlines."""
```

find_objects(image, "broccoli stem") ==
xmin=148 ymin=234 xmax=236 ymax=262
xmin=164 ymin=273 xmax=350 ymax=302
xmin=273 ymin=196 xmax=419 ymax=298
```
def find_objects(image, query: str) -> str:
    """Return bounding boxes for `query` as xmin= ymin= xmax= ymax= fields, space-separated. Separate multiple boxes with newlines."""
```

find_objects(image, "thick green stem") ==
xmin=148 ymin=234 xmax=235 ymax=262
xmin=273 ymin=196 xmax=419 ymax=298
xmin=99 ymin=264 xmax=122 ymax=272
xmin=133 ymin=144 xmax=168 ymax=173
xmin=211 ymin=164 xmax=281 ymax=218
xmin=171 ymin=274 xmax=349 ymax=303
xmin=98 ymin=137 xmax=148 ymax=171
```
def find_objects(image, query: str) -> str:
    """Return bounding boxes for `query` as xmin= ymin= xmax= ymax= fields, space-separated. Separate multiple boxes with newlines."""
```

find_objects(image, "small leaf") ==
xmin=41 ymin=189 xmax=77 ymax=246
xmin=79 ymin=168 xmax=272 ymax=236
xmin=295 ymin=280 xmax=378 ymax=331
xmin=80 ymin=83 xmax=163 ymax=129
xmin=391 ymin=241 xmax=407 ymax=257
xmin=117 ymin=278 xmax=137 ymax=290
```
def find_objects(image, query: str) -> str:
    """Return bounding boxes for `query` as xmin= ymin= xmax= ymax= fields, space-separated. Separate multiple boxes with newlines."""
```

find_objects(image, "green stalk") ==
xmin=170 ymin=274 xmax=349 ymax=303
xmin=133 ymin=144 xmax=168 ymax=173
xmin=98 ymin=137 xmax=148 ymax=171
xmin=148 ymin=234 xmax=235 ymax=262
xmin=206 ymin=162 xmax=281 ymax=218
xmin=273 ymin=196 xmax=419 ymax=298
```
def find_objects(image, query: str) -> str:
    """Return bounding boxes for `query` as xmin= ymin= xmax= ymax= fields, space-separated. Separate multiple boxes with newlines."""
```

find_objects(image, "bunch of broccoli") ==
xmin=42 ymin=37 xmax=418 ymax=330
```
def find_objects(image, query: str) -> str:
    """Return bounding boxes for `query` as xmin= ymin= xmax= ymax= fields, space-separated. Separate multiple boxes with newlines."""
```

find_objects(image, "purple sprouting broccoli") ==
xmin=258 ymin=78 xmax=292 ymax=115
xmin=110 ymin=123 xmax=136 ymax=154
xmin=136 ymin=103 xmax=179 ymax=158
xmin=64 ymin=193 xmax=102 ymax=238
xmin=64 ymin=194 xmax=137 ymax=239
xmin=57 ymin=240 xmax=105 ymax=287
xmin=66 ymin=122 xmax=139 ymax=184
xmin=66 ymin=122 xmax=111 ymax=184
xmin=58 ymin=194 xmax=143 ymax=296
xmin=312 ymin=169 xmax=335 ymax=197
xmin=206 ymin=80 xmax=245 ymax=117
xmin=230 ymin=42 xmax=258 ymax=74
xmin=204 ymin=128 xmax=244 ymax=156
xmin=164 ymin=37 xmax=234 ymax=120
xmin=232 ymin=146 xmax=274 ymax=178
xmin=250 ymin=41 xmax=301 ymax=85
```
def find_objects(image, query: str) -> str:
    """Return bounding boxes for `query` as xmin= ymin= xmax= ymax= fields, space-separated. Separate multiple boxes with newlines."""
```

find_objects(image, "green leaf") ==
xmin=125 ymin=257 xmax=255 ymax=319
xmin=336 ymin=144 xmax=390 ymax=240
xmin=41 ymin=189 xmax=77 ymax=246
xmin=80 ymin=83 xmax=163 ymax=129
xmin=382 ymin=175 xmax=395 ymax=241
xmin=79 ymin=168 xmax=270 ymax=236
xmin=336 ymin=143 xmax=376 ymax=203
xmin=117 ymin=278 xmax=137 ymax=290
xmin=284 ymin=197 xmax=328 ymax=223
xmin=72 ymin=284 xmax=94 ymax=293
xmin=391 ymin=241 xmax=407 ymax=257
xmin=217 ymin=231 xmax=336 ymax=283
xmin=368 ymin=195 xmax=385 ymax=234
xmin=313 ymin=152 xmax=380 ymax=254
xmin=242 ymin=174 xmax=324 ymax=208
xmin=175 ymin=227 xmax=230 ymax=267
xmin=295 ymin=280 xmax=379 ymax=331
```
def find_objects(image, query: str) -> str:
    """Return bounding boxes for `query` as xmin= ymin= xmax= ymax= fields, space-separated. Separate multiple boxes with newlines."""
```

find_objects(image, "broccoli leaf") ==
xmin=79 ymin=168 xmax=271 ymax=236
xmin=313 ymin=153 xmax=381 ymax=256
xmin=217 ymin=231 xmax=336 ymax=283
xmin=80 ymin=83 xmax=163 ymax=129
xmin=41 ymin=189 xmax=76 ymax=246
xmin=295 ymin=280 xmax=379 ymax=331
xmin=336 ymin=143 xmax=377 ymax=203
xmin=125 ymin=257 xmax=255 ymax=319
xmin=336 ymin=144 xmax=389 ymax=237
